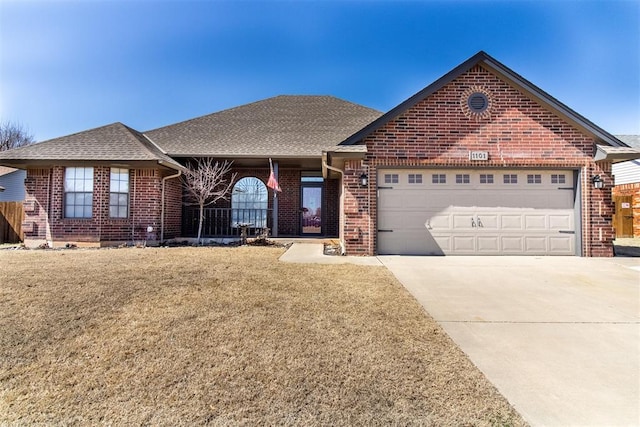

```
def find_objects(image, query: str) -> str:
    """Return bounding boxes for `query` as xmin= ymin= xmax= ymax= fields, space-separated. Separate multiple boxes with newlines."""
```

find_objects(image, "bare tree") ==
xmin=183 ymin=158 xmax=237 ymax=245
xmin=0 ymin=120 xmax=35 ymax=151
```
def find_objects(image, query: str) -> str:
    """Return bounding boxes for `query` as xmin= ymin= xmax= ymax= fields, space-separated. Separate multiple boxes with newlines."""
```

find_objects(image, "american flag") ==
xmin=267 ymin=158 xmax=282 ymax=192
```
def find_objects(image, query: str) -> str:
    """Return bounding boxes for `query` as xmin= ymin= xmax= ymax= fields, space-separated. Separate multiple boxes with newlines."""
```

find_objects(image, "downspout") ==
xmin=161 ymin=169 xmax=182 ymax=243
xmin=322 ymin=158 xmax=346 ymax=255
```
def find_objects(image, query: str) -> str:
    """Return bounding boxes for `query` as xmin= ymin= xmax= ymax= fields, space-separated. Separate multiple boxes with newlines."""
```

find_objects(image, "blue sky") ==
xmin=1 ymin=0 xmax=638 ymax=142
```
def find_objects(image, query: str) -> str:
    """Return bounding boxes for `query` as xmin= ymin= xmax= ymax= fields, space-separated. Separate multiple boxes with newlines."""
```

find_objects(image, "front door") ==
xmin=301 ymin=184 xmax=322 ymax=235
xmin=613 ymin=195 xmax=634 ymax=238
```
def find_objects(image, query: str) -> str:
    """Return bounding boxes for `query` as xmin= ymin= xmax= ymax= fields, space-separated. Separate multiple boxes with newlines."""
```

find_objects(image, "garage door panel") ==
xmin=452 ymin=236 xmax=475 ymax=252
xmin=526 ymin=194 xmax=549 ymax=209
xmin=453 ymin=214 xmax=475 ymax=229
xmin=476 ymin=214 xmax=498 ymax=229
xmin=524 ymin=237 xmax=547 ymax=252
xmin=379 ymin=211 xmax=427 ymax=230
xmin=501 ymin=215 xmax=524 ymax=230
xmin=379 ymin=230 xmax=444 ymax=255
xmin=547 ymin=192 xmax=574 ymax=208
xmin=525 ymin=215 xmax=547 ymax=230
xmin=549 ymin=236 xmax=573 ymax=253
xmin=378 ymin=192 xmax=406 ymax=209
xmin=501 ymin=236 xmax=524 ymax=252
xmin=432 ymin=235 xmax=451 ymax=252
xmin=425 ymin=193 xmax=456 ymax=209
xmin=377 ymin=169 xmax=577 ymax=255
xmin=428 ymin=214 xmax=451 ymax=229
xmin=549 ymin=215 xmax=572 ymax=230
xmin=477 ymin=236 xmax=500 ymax=252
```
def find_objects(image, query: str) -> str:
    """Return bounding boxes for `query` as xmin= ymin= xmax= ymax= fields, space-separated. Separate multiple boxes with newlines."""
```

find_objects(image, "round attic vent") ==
xmin=468 ymin=92 xmax=488 ymax=113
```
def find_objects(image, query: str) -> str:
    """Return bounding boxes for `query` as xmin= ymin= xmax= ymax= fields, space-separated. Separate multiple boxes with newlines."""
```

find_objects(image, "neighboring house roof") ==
xmin=339 ymin=51 xmax=627 ymax=148
xmin=0 ymin=122 xmax=184 ymax=170
xmin=615 ymin=135 xmax=640 ymax=148
xmin=145 ymin=95 xmax=382 ymax=157
xmin=612 ymin=135 xmax=640 ymax=186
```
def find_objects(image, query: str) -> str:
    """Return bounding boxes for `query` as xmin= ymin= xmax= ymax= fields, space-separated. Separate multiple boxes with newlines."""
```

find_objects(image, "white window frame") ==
xmin=110 ymin=168 xmax=130 ymax=218
xmin=64 ymin=167 xmax=94 ymax=218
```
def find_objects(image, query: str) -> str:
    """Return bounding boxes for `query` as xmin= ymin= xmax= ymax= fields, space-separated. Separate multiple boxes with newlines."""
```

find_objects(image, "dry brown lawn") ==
xmin=0 ymin=246 xmax=525 ymax=426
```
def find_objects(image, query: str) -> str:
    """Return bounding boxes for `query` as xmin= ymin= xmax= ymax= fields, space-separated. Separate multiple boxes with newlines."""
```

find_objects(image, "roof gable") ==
xmin=340 ymin=51 xmax=626 ymax=148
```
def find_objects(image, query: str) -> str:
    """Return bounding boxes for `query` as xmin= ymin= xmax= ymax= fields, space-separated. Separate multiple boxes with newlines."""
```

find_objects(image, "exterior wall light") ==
xmin=359 ymin=173 xmax=368 ymax=187
xmin=592 ymin=175 xmax=604 ymax=189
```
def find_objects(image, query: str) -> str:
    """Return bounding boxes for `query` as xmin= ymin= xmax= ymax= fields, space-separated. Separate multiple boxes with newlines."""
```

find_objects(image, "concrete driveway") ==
xmin=378 ymin=255 xmax=640 ymax=427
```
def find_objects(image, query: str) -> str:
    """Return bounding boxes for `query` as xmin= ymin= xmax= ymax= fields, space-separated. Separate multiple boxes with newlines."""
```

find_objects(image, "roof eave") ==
xmin=480 ymin=58 xmax=628 ymax=148
xmin=0 ymin=159 xmax=185 ymax=171
xmin=340 ymin=51 xmax=627 ymax=148
xmin=168 ymin=153 xmax=323 ymax=159
xmin=594 ymin=145 xmax=640 ymax=163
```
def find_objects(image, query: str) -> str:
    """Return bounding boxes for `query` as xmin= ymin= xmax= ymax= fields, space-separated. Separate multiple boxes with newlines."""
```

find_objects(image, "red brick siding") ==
xmin=324 ymin=178 xmax=340 ymax=237
xmin=613 ymin=182 xmax=640 ymax=237
xmin=276 ymin=169 xmax=301 ymax=236
xmin=23 ymin=168 xmax=52 ymax=242
xmin=208 ymin=168 xmax=301 ymax=236
xmin=163 ymin=173 xmax=183 ymax=239
xmin=213 ymin=168 xmax=337 ymax=236
xmin=343 ymin=64 xmax=614 ymax=256
xmin=23 ymin=166 xmax=180 ymax=246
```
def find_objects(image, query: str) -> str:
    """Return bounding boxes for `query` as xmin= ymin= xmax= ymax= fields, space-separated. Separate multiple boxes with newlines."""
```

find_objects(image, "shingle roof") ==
xmin=0 ymin=122 xmax=183 ymax=169
xmin=145 ymin=95 xmax=382 ymax=157
xmin=615 ymin=135 xmax=640 ymax=148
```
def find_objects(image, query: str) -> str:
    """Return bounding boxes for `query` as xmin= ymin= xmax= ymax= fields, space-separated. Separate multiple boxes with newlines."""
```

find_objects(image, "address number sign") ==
xmin=469 ymin=151 xmax=489 ymax=161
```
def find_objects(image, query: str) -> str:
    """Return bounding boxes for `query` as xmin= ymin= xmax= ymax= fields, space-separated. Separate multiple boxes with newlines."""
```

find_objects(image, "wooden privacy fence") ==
xmin=0 ymin=202 xmax=24 ymax=244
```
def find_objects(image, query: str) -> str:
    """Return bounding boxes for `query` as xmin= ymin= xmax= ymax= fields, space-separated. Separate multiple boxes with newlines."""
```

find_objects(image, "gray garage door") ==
xmin=378 ymin=169 xmax=577 ymax=255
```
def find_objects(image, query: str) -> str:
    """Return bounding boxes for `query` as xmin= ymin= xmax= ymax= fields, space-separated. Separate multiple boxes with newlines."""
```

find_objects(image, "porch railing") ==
xmin=182 ymin=207 xmax=272 ymax=238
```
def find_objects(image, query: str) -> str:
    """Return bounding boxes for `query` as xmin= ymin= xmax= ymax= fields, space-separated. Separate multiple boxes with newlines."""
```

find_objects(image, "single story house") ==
xmin=612 ymin=135 xmax=640 ymax=238
xmin=0 ymin=166 xmax=26 ymax=202
xmin=1 ymin=51 xmax=638 ymax=256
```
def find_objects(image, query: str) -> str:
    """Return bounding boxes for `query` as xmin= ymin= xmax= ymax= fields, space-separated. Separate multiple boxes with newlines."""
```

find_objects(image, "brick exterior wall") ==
xmin=613 ymin=182 xmax=640 ymax=237
xmin=276 ymin=169 xmax=301 ymax=236
xmin=209 ymin=167 xmax=337 ymax=237
xmin=324 ymin=178 xmax=340 ymax=237
xmin=22 ymin=164 xmax=335 ymax=246
xmin=342 ymin=64 xmax=615 ymax=257
xmin=209 ymin=168 xmax=301 ymax=236
xmin=23 ymin=166 xmax=183 ymax=247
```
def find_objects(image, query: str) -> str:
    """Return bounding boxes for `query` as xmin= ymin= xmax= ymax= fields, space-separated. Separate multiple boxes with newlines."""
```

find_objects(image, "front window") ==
xmin=456 ymin=174 xmax=470 ymax=184
xmin=503 ymin=174 xmax=518 ymax=184
xmin=231 ymin=177 xmax=268 ymax=228
xmin=408 ymin=174 xmax=423 ymax=184
xmin=432 ymin=174 xmax=446 ymax=184
xmin=110 ymin=168 xmax=129 ymax=218
xmin=65 ymin=167 xmax=93 ymax=218
xmin=480 ymin=174 xmax=494 ymax=184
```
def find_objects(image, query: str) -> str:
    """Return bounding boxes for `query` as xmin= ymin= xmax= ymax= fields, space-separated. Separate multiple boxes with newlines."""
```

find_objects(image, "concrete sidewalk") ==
xmin=379 ymin=255 xmax=640 ymax=427
xmin=278 ymin=242 xmax=382 ymax=265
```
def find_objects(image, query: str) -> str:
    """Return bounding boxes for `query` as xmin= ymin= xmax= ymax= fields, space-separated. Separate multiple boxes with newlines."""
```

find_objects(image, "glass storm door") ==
xmin=301 ymin=184 xmax=322 ymax=235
